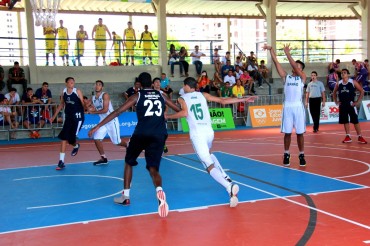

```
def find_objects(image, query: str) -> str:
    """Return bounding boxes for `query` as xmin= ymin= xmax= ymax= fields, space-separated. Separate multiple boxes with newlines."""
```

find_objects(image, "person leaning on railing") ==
xmin=0 ymin=94 xmax=19 ymax=139
xmin=21 ymin=87 xmax=45 ymax=139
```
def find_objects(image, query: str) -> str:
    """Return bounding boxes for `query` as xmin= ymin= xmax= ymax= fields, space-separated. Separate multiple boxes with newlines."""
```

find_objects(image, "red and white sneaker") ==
xmin=156 ymin=190 xmax=169 ymax=218
xmin=342 ymin=135 xmax=352 ymax=143
xmin=358 ymin=136 xmax=367 ymax=144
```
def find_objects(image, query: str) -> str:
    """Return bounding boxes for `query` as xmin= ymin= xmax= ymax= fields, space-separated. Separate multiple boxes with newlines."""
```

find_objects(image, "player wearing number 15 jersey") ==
xmin=88 ymin=72 xmax=180 ymax=217
xmin=165 ymin=77 xmax=256 ymax=207
xmin=51 ymin=77 xmax=85 ymax=170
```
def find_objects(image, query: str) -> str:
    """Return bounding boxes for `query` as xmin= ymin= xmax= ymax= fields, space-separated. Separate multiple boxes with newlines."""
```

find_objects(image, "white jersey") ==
xmin=284 ymin=75 xmax=304 ymax=104
xmin=92 ymin=92 xmax=114 ymax=120
xmin=181 ymin=91 xmax=212 ymax=134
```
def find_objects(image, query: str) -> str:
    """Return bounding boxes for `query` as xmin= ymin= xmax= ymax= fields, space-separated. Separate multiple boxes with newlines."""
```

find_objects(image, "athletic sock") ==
xmin=123 ymin=189 xmax=130 ymax=197
xmin=210 ymin=154 xmax=229 ymax=179
xmin=156 ymin=186 xmax=163 ymax=192
xmin=59 ymin=153 xmax=65 ymax=162
xmin=73 ymin=144 xmax=79 ymax=149
xmin=209 ymin=168 xmax=230 ymax=190
xmin=101 ymin=154 xmax=106 ymax=158
xmin=284 ymin=150 xmax=290 ymax=154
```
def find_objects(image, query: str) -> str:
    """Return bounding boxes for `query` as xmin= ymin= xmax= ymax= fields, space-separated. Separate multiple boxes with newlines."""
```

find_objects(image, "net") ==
xmin=30 ymin=0 xmax=61 ymax=29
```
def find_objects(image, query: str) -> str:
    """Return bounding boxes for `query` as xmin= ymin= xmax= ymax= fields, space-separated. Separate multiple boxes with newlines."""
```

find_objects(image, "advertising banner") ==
xmin=307 ymin=102 xmax=339 ymax=124
xmin=179 ymin=108 xmax=235 ymax=132
xmin=78 ymin=112 xmax=137 ymax=139
xmin=359 ymin=100 xmax=370 ymax=120
xmin=246 ymin=105 xmax=282 ymax=127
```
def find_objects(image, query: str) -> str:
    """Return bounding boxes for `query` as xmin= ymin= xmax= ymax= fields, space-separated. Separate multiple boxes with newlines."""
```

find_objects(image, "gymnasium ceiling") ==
xmin=5 ymin=0 xmax=368 ymax=20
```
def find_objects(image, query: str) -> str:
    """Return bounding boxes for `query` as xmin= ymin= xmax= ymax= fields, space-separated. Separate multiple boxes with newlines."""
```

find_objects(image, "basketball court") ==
xmin=1 ymin=123 xmax=370 ymax=245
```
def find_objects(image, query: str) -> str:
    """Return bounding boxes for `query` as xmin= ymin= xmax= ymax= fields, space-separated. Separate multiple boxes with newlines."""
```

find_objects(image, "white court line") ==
xmin=364 ymin=240 xmax=370 ymax=243
xmin=163 ymin=155 xmax=370 ymax=231
xmin=13 ymin=175 xmax=123 ymax=209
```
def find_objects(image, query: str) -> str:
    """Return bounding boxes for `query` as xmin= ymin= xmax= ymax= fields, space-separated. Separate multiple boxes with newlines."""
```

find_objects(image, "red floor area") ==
xmin=1 ymin=122 xmax=370 ymax=245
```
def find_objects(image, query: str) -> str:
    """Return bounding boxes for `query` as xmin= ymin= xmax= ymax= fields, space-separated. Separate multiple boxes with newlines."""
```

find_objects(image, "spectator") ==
xmin=328 ymin=59 xmax=341 ymax=79
xmin=168 ymin=44 xmax=183 ymax=77
xmin=7 ymin=61 xmax=27 ymax=94
xmin=111 ymin=31 xmax=124 ymax=65
xmin=124 ymin=80 xmax=141 ymax=101
xmin=247 ymin=59 xmax=263 ymax=88
xmin=92 ymin=18 xmax=112 ymax=66
xmin=258 ymin=60 xmax=269 ymax=80
xmin=74 ymin=25 xmax=88 ymax=66
xmin=232 ymin=79 xmax=245 ymax=98
xmin=213 ymin=48 xmax=221 ymax=74
xmin=352 ymin=59 xmax=369 ymax=92
xmin=55 ymin=20 xmax=70 ymax=66
xmin=327 ymin=68 xmax=338 ymax=93
xmin=197 ymin=71 xmax=210 ymax=93
xmin=0 ymin=94 xmax=18 ymax=139
xmin=139 ymin=25 xmax=157 ymax=65
xmin=179 ymin=47 xmax=189 ymax=77
xmin=223 ymin=70 xmax=236 ymax=86
xmin=235 ymin=65 xmax=243 ymax=80
xmin=22 ymin=87 xmax=45 ymax=139
xmin=246 ymin=51 xmax=256 ymax=67
xmin=43 ymin=26 xmax=56 ymax=66
xmin=0 ymin=65 xmax=5 ymax=92
xmin=190 ymin=45 xmax=206 ymax=75
xmin=221 ymin=60 xmax=235 ymax=79
xmin=235 ymin=56 xmax=243 ymax=68
xmin=305 ymin=71 xmax=326 ymax=133
xmin=240 ymin=70 xmax=255 ymax=95
xmin=210 ymin=71 xmax=222 ymax=95
xmin=35 ymin=82 xmax=54 ymax=122
xmin=123 ymin=21 xmax=136 ymax=66
xmin=160 ymin=73 xmax=173 ymax=99
xmin=221 ymin=51 xmax=231 ymax=65
xmin=219 ymin=82 xmax=233 ymax=98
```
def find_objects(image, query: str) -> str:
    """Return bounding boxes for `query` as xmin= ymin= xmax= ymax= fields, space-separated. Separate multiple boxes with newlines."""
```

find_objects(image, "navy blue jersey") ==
xmin=134 ymin=89 xmax=166 ymax=135
xmin=338 ymin=79 xmax=356 ymax=105
xmin=63 ymin=88 xmax=84 ymax=120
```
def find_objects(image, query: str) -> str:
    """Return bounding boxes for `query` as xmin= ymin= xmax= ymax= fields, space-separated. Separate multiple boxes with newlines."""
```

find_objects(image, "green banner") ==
xmin=180 ymin=108 xmax=235 ymax=132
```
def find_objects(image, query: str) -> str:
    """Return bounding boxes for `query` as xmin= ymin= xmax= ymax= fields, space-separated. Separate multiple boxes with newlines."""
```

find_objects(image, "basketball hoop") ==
xmin=30 ymin=0 xmax=61 ymax=29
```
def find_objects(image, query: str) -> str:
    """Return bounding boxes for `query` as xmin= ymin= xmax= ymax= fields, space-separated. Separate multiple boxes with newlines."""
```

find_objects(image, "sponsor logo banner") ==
xmin=248 ymin=105 xmax=282 ymax=127
xmin=308 ymin=102 xmax=339 ymax=123
xmin=180 ymin=108 xmax=235 ymax=132
xmin=78 ymin=112 xmax=137 ymax=139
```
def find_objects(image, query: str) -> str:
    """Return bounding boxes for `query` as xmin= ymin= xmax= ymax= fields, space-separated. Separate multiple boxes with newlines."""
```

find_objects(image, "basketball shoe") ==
xmin=156 ymin=190 xmax=169 ymax=217
xmin=299 ymin=154 xmax=306 ymax=167
xmin=93 ymin=157 xmax=108 ymax=165
xmin=114 ymin=194 xmax=130 ymax=205
xmin=229 ymin=183 xmax=239 ymax=208
xmin=283 ymin=153 xmax=290 ymax=167
xmin=56 ymin=160 xmax=65 ymax=170
xmin=71 ymin=143 xmax=80 ymax=156
xmin=358 ymin=136 xmax=367 ymax=144
xmin=342 ymin=135 xmax=352 ymax=143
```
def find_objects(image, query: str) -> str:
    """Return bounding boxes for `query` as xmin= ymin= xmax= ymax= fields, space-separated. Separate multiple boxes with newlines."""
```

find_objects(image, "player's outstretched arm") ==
xmin=164 ymin=95 xmax=181 ymax=112
xmin=165 ymin=98 xmax=188 ymax=119
xmin=262 ymin=44 xmax=287 ymax=81
xmin=203 ymin=92 xmax=257 ymax=105
xmin=283 ymin=43 xmax=306 ymax=82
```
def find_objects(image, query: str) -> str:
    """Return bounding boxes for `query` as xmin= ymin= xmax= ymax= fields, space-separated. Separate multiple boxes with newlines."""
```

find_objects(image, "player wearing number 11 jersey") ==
xmin=88 ymin=72 xmax=180 ymax=217
xmin=165 ymin=77 xmax=256 ymax=207
xmin=51 ymin=77 xmax=85 ymax=170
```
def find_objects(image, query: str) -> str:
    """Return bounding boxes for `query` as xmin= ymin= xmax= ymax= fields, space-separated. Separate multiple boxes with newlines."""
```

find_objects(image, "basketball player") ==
xmin=55 ymin=20 xmax=69 ymax=66
xmin=263 ymin=43 xmax=307 ymax=167
xmin=87 ymin=80 xmax=127 ymax=165
xmin=88 ymin=72 xmax=180 ymax=217
xmin=332 ymin=69 xmax=367 ymax=144
xmin=75 ymin=25 xmax=88 ymax=66
xmin=50 ymin=77 xmax=85 ymax=170
xmin=123 ymin=21 xmax=136 ymax=66
xmin=139 ymin=25 xmax=157 ymax=65
xmin=92 ymin=18 xmax=112 ymax=66
xmin=43 ymin=26 xmax=56 ymax=66
xmin=165 ymin=77 xmax=256 ymax=207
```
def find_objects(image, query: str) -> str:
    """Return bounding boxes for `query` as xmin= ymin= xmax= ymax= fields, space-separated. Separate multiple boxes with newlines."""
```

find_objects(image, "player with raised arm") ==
xmin=165 ymin=77 xmax=256 ymax=207
xmin=88 ymin=72 xmax=180 ymax=217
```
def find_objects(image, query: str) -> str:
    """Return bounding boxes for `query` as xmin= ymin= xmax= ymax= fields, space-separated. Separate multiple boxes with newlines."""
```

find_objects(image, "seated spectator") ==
xmin=240 ymin=70 xmax=255 ymax=95
xmin=352 ymin=59 xmax=369 ymax=92
xmin=213 ymin=48 xmax=221 ymax=74
xmin=328 ymin=59 xmax=341 ymax=79
xmin=0 ymin=94 xmax=18 ymax=139
xmin=197 ymin=71 xmax=210 ymax=93
xmin=210 ymin=71 xmax=222 ymax=95
xmin=190 ymin=45 xmax=206 ymax=76
xmin=124 ymin=80 xmax=141 ymax=100
xmin=235 ymin=56 xmax=243 ymax=68
xmin=258 ymin=60 xmax=269 ymax=79
xmin=35 ymin=82 xmax=53 ymax=105
xmin=4 ymin=87 xmax=21 ymax=118
xmin=232 ymin=79 xmax=245 ymax=98
xmin=235 ymin=65 xmax=243 ymax=80
xmin=327 ymin=68 xmax=338 ymax=93
xmin=168 ymin=44 xmax=183 ymax=77
xmin=178 ymin=47 xmax=189 ymax=77
xmin=221 ymin=60 xmax=235 ymax=79
xmin=223 ymin=70 xmax=236 ymax=86
xmin=0 ymin=65 xmax=5 ymax=92
xmin=7 ymin=61 xmax=28 ymax=95
xmin=22 ymin=87 xmax=45 ymax=139
xmin=160 ymin=73 xmax=173 ymax=99
xmin=247 ymin=59 xmax=263 ymax=88
xmin=221 ymin=51 xmax=231 ymax=65
xmin=246 ymin=51 xmax=256 ymax=67
xmin=218 ymin=82 xmax=233 ymax=97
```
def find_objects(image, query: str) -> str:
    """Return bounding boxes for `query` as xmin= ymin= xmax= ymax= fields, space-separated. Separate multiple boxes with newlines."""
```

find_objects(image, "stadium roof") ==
xmin=4 ymin=0 xmax=367 ymax=20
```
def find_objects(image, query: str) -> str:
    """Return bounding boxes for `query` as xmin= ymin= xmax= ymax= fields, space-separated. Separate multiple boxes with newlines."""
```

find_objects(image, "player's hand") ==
xmin=283 ymin=43 xmax=291 ymax=53
xmin=245 ymin=96 xmax=257 ymax=103
xmin=88 ymin=126 xmax=98 ymax=138
xmin=262 ymin=44 xmax=271 ymax=51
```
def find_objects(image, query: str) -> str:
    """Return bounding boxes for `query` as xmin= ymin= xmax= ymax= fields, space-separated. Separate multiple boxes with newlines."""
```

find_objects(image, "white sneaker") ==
xmin=114 ymin=194 xmax=130 ymax=205
xmin=156 ymin=190 xmax=169 ymax=217
xmin=103 ymin=61 xmax=107 ymax=66
xmin=229 ymin=183 xmax=239 ymax=208
xmin=258 ymin=86 xmax=264 ymax=89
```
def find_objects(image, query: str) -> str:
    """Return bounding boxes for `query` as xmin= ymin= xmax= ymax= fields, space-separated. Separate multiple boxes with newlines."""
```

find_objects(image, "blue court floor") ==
xmin=0 ymin=152 xmax=365 ymax=234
